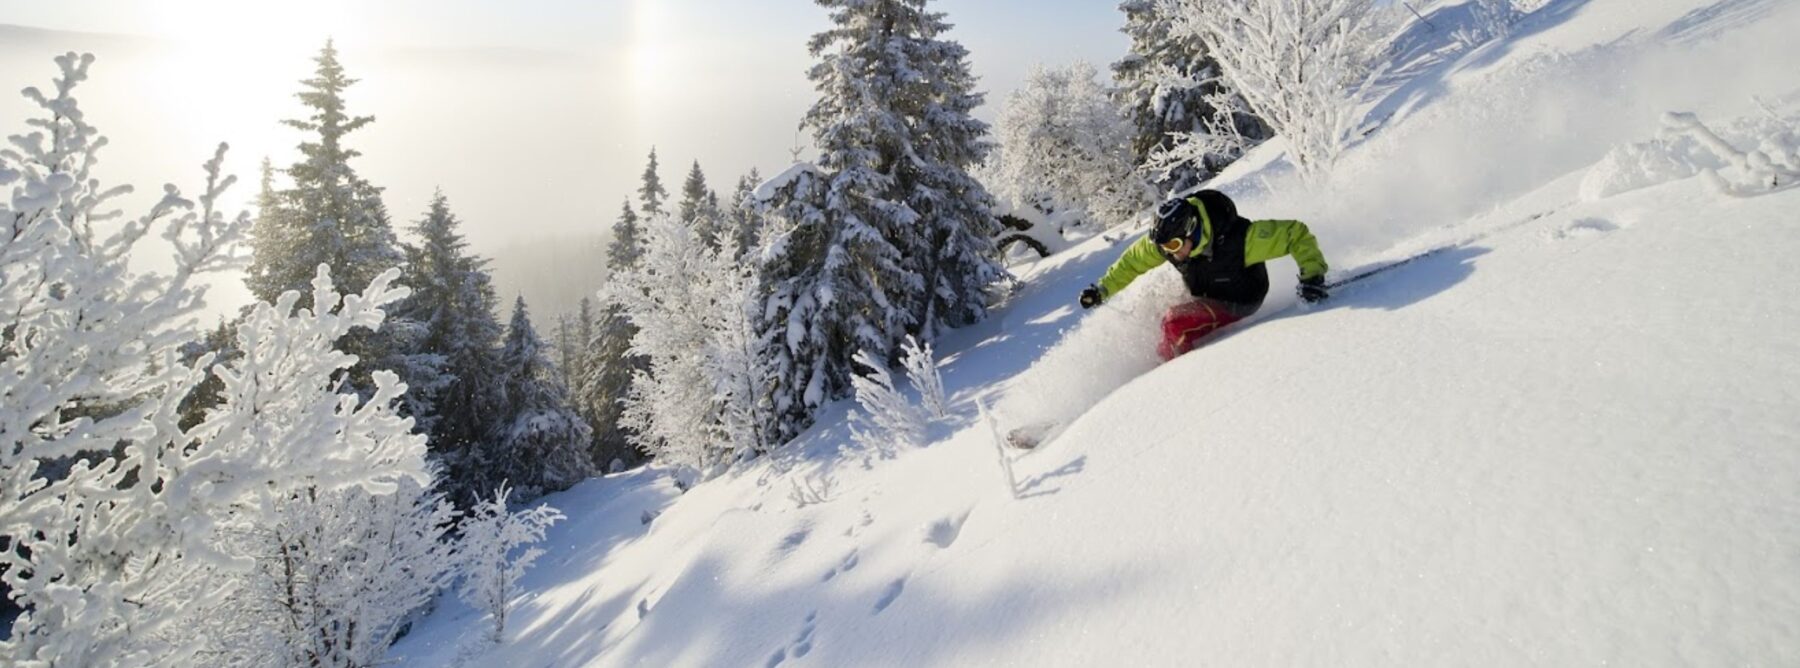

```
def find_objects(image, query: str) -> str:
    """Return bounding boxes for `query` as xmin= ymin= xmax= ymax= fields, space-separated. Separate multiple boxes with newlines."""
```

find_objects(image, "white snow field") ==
xmin=390 ymin=0 xmax=1800 ymax=665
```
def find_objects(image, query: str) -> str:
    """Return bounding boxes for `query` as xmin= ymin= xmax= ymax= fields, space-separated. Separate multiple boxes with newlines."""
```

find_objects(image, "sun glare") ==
xmin=148 ymin=0 xmax=369 ymax=53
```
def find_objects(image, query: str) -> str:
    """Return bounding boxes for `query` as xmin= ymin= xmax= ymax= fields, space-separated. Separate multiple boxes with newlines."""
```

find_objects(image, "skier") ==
xmin=1079 ymin=190 xmax=1330 ymax=361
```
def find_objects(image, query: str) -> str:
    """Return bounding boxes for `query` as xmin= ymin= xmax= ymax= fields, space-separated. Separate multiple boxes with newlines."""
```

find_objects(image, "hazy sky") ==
xmin=0 ymin=0 xmax=1128 ymax=314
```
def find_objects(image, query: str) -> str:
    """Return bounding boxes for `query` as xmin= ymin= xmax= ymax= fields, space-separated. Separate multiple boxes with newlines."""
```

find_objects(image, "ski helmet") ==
xmin=1151 ymin=198 xmax=1200 ymax=246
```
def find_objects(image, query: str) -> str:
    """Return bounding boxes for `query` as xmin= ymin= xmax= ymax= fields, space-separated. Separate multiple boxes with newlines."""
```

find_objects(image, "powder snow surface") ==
xmin=389 ymin=0 xmax=1800 ymax=665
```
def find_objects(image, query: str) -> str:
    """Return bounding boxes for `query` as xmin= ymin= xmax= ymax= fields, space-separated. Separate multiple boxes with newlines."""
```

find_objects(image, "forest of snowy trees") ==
xmin=0 ymin=0 xmax=1447 ymax=662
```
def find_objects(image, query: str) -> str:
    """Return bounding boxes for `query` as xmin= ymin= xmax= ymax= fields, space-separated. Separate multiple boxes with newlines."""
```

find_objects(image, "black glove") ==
xmin=1297 ymin=275 xmax=1328 ymax=304
xmin=1079 ymin=284 xmax=1104 ymax=309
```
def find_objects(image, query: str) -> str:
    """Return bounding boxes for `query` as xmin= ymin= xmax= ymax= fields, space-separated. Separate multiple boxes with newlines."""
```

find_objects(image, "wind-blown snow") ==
xmin=389 ymin=1 xmax=1800 ymax=665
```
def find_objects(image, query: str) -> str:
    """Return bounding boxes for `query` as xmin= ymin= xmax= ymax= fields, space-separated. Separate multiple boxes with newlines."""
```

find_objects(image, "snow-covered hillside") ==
xmin=389 ymin=0 xmax=1800 ymax=664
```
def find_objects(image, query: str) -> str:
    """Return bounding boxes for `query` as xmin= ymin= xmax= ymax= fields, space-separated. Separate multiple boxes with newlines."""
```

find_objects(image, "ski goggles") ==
xmin=1158 ymin=236 xmax=1188 ymax=253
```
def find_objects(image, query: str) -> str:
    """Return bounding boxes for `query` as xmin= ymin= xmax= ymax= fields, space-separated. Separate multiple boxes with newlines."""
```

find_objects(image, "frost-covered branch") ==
xmin=1162 ymin=0 xmax=1378 ymax=179
xmin=900 ymin=335 xmax=948 ymax=421
xmin=848 ymin=349 xmax=925 ymax=463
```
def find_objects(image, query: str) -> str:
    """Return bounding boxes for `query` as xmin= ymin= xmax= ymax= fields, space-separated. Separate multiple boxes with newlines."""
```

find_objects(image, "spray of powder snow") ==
xmin=990 ymin=268 xmax=1191 ymax=440
xmin=1223 ymin=2 xmax=1800 ymax=269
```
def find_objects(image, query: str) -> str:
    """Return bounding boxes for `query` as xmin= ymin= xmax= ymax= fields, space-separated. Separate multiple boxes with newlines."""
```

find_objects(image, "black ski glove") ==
xmin=1079 ymin=284 xmax=1104 ymax=309
xmin=1297 ymin=275 xmax=1329 ymax=304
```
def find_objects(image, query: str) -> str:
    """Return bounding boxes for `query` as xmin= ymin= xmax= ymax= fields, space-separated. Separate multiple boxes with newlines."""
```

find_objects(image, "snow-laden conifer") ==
xmin=398 ymin=191 xmax=506 ymax=506
xmin=493 ymin=297 xmax=596 ymax=500
xmin=457 ymin=483 xmax=563 ymax=644
xmin=1114 ymin=0 xmax=1271 ymax=191
xmin=723 ymin=168 xmax=764 ymax=260
xmin=768 ymin=0 xmax=1003 ymax=441
xmin=678 ymin=160 xmax=723 ymax=250
xmin=637 ymin=147 xmax=669 ymax=217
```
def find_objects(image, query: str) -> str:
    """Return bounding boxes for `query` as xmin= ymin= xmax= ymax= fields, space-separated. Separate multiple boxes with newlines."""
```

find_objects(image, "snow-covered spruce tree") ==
xmin=723 ymin=168 xmax=765 ymax=260
xmin=770 ymin=0 xmax=1002 ymax=438
xmin=847 ymin=349 xmax=925 ymax=462
xmin=555 ymin=314 xmax=575 ymax=392
xmin=248 ymin=40 xmax=439 ymax=407
xmin=493 ymin=296 xmax=596 ymax=500
xmin=456 ymin=484 xmax=562 ymax=644
xmin=576 ymin=201 xmax=648 ymax=471
xmin=677 ymin=160 xmax=722 ymax=251
xmin=753 ymin=163 xmax=833 ymax=441
xmin=1163 ymin=0 xmax=1377 ymax=179
xmin=988 ymin=62 xmax=1151 ymax=231
xmin=1114 ymin=0 xmax=1271 ymax=191
xmin=248 ymin=40 xmax=404 ymax=308
xmin=396 ymin=191 xmax=507 ymax=507
xmin=637 ymin=147 xmax=669 ymax=217
xmin=606 ymin=212 xmax=729 ymax=475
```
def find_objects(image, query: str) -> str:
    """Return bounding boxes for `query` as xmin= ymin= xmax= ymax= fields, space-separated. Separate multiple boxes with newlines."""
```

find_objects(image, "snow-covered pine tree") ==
xmin=456 ymin=484 xmax=563 ymax=644
xmin=247 ymin=41 xmax=439 ymax=409
xmin=577 ymin=201 xmax=648 ymax=471
xmin=574 ymin=296 xmax=596 ymax=385
xmin=555 ymin=313 xmax=575 ymax=391
xmin=777 ymin=0 xmax=1003 ymax=436
xmin=398 ymin=191 xmax=508 ymax=507
xmin=1113 ymin=0 xmax=1271 ymax=192
xmin=724 ymin=168 xmax=765 ymax=260
xmin=988 ymin=62 xmax=1152 ymax=231
xmin=494 ymin=296 xmax=596 ymax=500
xmin=248 ymin=40 xmax=403 ymax=307
xmin=754 ymin=163 xmax=833 ymax=441
xmin=637 ymin=147 xmax=669 ymax=217
xmin=606 ymin=198 xmax=644 ymax=270
xmin=678 ymin=160 xmax=723 ymax=250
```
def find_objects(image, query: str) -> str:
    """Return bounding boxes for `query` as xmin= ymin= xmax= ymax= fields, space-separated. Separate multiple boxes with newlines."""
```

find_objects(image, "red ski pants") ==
xmin=1158 ymin=299 xmax=1246 ymax=361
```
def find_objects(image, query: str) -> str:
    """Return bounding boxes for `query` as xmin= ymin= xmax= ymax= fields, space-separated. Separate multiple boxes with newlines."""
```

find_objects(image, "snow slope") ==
xmin=389 ymin=0 xmax=1800 ymax=664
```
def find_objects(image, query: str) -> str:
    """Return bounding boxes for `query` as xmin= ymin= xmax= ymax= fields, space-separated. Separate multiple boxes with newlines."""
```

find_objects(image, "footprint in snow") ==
xmin=766 ymin=610 xmax=819 ymax=667
xmin=821 ymin=549 xmax=860 ymax=582
xmin=922 ymin=510 xmax=970 ymax=549
xmin=873 ymin=577 xmax=906 ymax=614
xmin=1550 ymin=217 xmax=1620 ymax=240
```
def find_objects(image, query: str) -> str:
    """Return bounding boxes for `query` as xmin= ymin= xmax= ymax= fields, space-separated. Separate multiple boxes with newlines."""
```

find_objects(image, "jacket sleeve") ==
xmin=1096 ymin=235 xmax=1167 ymax=298
xmin=1244 ymin=219 xmax=1328 ymax=281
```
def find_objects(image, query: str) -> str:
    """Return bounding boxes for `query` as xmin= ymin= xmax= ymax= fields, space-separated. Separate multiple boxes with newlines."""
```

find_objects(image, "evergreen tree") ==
xmin=637 ymin=147 xmax=669 ymax=217
xmin=606 ymin=199 xmax=643 ymax=270
xmin=399 ymin=191 xmax=507 ymax=506
xmin=578 ymin=202 xmax=650 ymax=471
xmin=554 ymin=314 xmax=574 ymax=392
xmin=1112 ymin=0 xmax=1271 ymax=192
xmin=575 ymin=296 xmax=596 ymax=384
xmin=678 ymin=160 xmax=722 ymax=250
xmin=494 ymin=297 xmax=596 ymax=498
xmin=249 ymin=40 xmax=404 ymax=307
xmin=724 ymin=168 xmax=765 ymax=260
xmin=760 ymin=0 xmax=1003 ymax=438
